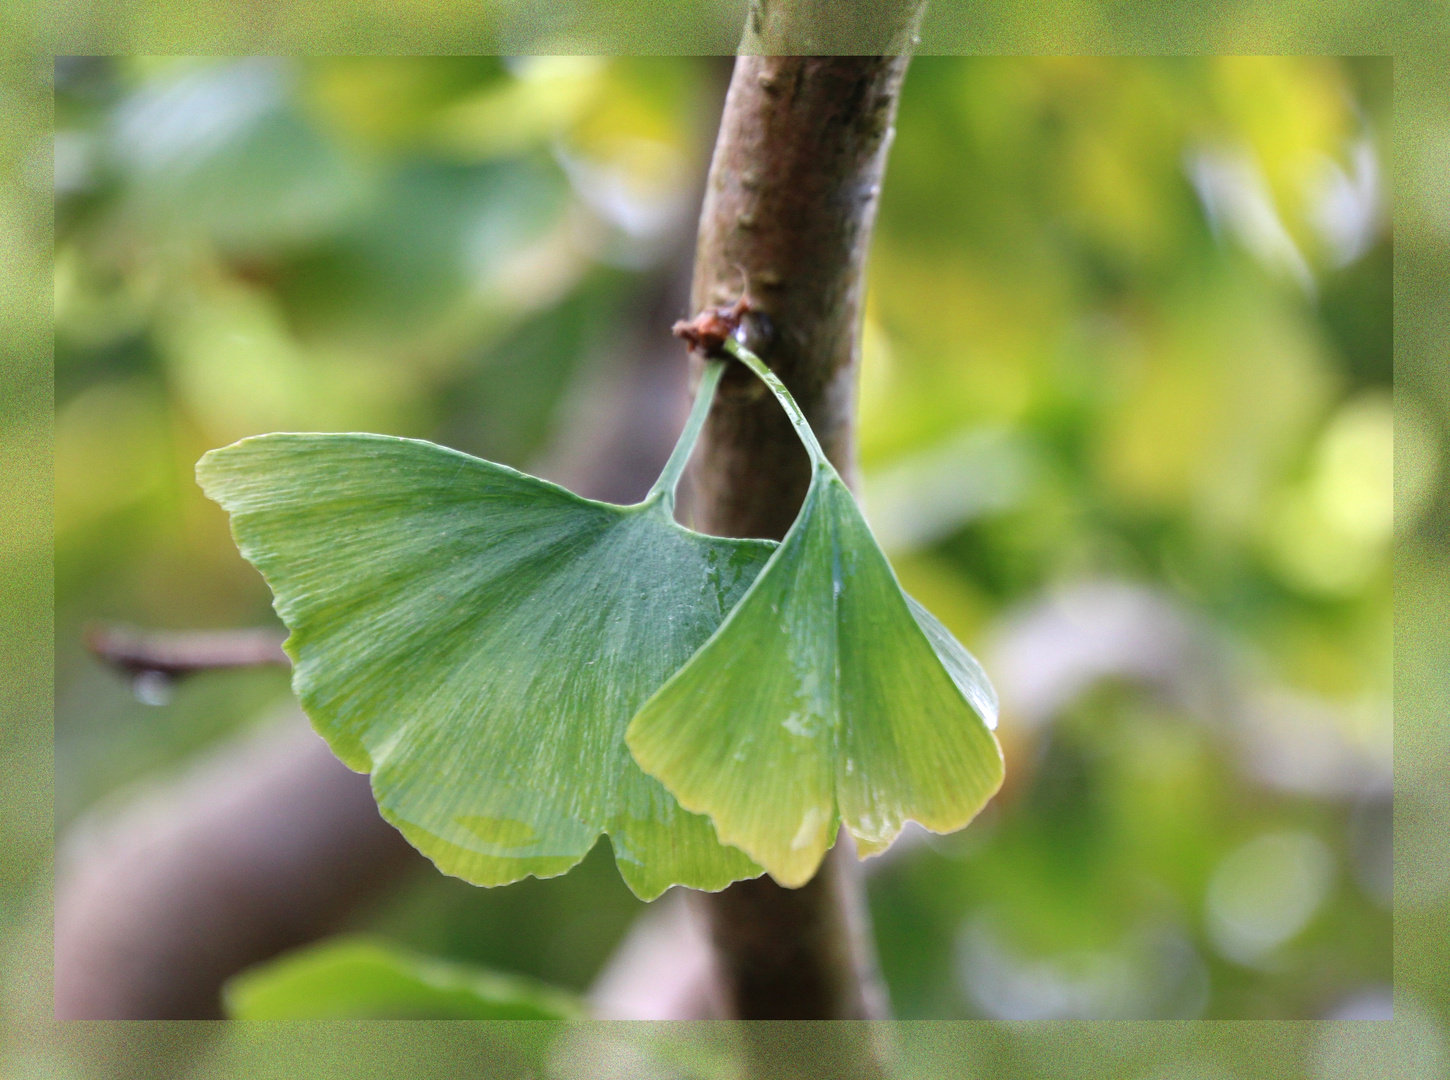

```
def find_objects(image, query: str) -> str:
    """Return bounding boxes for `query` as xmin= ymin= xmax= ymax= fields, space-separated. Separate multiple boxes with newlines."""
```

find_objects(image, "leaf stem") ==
xmin=723 ymin=337 xmax=829 ymax=469
xmin=649 ymin=357 xmax=728 ymax=509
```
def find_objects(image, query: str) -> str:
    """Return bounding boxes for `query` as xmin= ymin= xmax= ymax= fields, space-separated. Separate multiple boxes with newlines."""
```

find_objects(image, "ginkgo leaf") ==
xmin=198 ymin=360 xmax=767 ymax=900
xmin=627 ymin=340 xmax=1004 ymax=888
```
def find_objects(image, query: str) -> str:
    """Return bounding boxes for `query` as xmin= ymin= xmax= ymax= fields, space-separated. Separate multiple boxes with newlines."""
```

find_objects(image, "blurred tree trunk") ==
xmin=52 ymin=712 xmax=423 ymax=1021
xmin=683 ymin=50 xmax=916 ymax=1073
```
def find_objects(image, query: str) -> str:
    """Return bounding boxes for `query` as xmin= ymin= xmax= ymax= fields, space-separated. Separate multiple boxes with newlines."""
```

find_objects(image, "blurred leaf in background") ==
xmin=0 ymin=50 xmax=54 ymax=1047
xmin=854 ymin=56 xmax=1396 ymax=1021
xmin=32 ymin=53 xmax=1417 ymax=1060
xmin=223 ymin=935 xmax=582 ymax=1020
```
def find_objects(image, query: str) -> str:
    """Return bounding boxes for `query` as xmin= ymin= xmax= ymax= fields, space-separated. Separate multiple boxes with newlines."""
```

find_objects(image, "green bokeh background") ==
xmin=1 ymin=18 xmax=1444 ymax=1080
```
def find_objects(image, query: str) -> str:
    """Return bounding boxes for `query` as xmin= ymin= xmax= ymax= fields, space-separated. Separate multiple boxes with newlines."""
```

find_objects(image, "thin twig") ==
xmin=84 ymin=624 xmax=290 ymax=678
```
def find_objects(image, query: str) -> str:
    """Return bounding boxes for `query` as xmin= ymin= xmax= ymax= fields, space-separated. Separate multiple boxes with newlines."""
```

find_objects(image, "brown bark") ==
xmin=692 ymin=841 xmax=887 ymax=1020
xmin=690 ymin=55 xmax=908 ymax=539
xmin=740 ymin=0 xmax=928 ymax=54
xmin=686 ymin=55 xmax=910 ymax=1040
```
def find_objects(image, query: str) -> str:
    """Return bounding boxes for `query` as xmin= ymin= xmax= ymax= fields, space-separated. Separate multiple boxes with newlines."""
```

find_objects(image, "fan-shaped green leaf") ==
xmin=198 ymin=360 xmax=767 ymax=900
xmin=223 ymin=935 xmax=581 ymax=1020
xmin=627 ymin=341 xmax=1004 ymax=888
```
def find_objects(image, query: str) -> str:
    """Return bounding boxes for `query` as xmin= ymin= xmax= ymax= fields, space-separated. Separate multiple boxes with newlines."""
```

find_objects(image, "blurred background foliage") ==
xmin=19 ymin=47 xmax=1444 ymax=1074
xmin=41 ymin=0 xmax=1405 ymax=57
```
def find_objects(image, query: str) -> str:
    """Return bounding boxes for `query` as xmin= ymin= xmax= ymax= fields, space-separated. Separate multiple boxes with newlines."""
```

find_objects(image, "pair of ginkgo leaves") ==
xmin=198 ymin=334 xmax=1004 ymax=899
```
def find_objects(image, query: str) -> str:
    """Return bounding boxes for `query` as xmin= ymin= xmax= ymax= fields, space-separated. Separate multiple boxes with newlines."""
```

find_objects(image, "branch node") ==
xmin=673 ymin=295 xmax=753 ymax=358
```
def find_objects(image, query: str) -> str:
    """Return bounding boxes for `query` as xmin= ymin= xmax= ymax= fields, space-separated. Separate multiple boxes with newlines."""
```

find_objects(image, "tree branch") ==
xmin=684 ymin=53 xmax=910 ymax=1047
xmin=741 ymin=0 xmax=928 ymax=54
